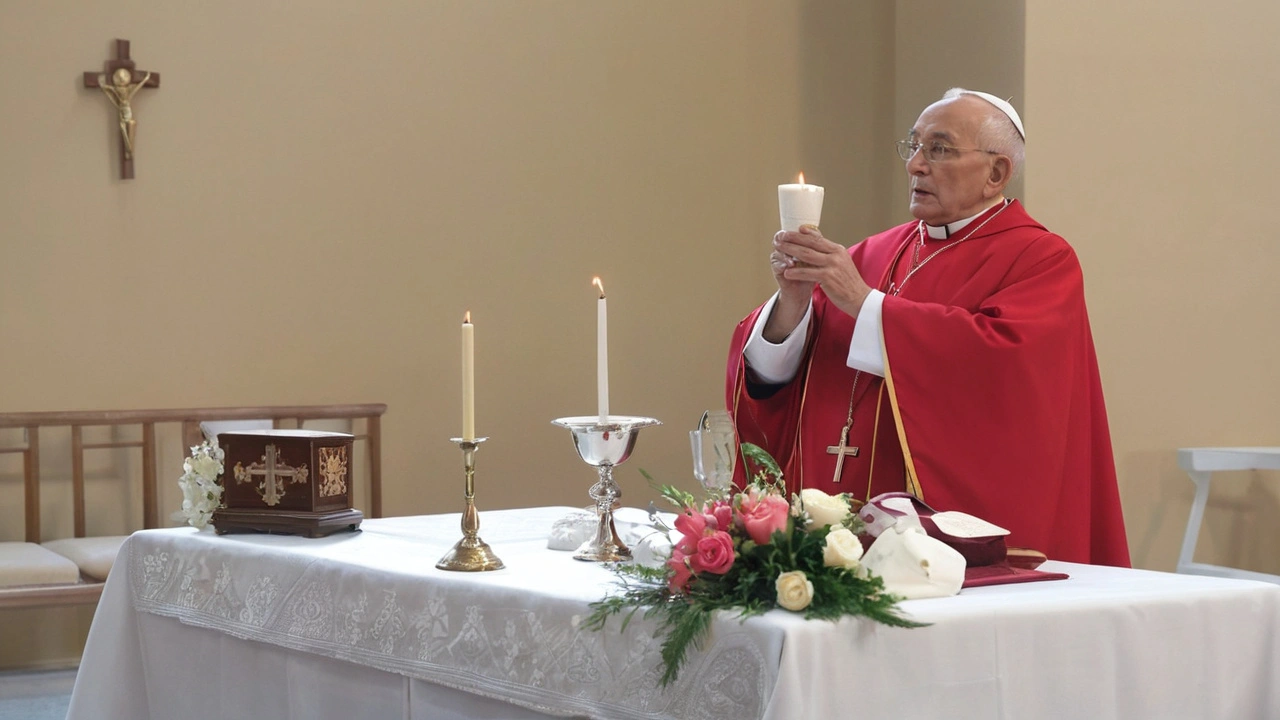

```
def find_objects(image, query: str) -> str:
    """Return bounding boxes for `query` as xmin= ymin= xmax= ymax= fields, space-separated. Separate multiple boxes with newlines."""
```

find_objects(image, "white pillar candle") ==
xmin=461 ymin=312 xmax=475 ymax=441
xmin=778 ymin=172 xmax=825 ymax=232
xmin=593 ymin=277 xmax=609 ymax=424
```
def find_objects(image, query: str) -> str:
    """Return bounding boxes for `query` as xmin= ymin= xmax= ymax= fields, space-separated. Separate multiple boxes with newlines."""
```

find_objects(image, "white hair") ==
xmin=942 ymin=87 xmax=1025 ymax=180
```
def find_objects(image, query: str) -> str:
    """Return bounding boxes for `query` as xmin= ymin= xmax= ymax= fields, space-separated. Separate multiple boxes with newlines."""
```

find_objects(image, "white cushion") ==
xmin=0 ymin=542 xmax=82 ymax=588
xmin=547 ymin=510 xmax=595 ymax=551
xmin=201 ymin=419 xmax=273 ymax=444
xmin=42 ymin=536 xmax=127 ymax=581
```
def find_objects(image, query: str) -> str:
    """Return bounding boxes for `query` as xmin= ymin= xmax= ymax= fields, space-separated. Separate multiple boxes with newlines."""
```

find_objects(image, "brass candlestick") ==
xmin=436 ymin=437 xmax=504 ymax=572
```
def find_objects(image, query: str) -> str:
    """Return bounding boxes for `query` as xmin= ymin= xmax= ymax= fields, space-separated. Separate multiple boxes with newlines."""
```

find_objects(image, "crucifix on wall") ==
xmin=83 ymin=39 xmax=161 ymax=180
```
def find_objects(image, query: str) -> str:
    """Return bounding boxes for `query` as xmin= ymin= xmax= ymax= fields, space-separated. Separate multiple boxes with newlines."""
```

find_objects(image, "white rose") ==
xmin=178 ymin=475 xmax=199 ymax=504
xmin=192 ymin=454 xmax=222 ymax=480
xmin=775 ymin=570 xmax=814 ymax=611
xmin=800 ymin=488 xmax=851 ymax=529
xmin=823 ymin=527 xmax=864 ymax=570
xmin=199 ymin=477 xmax=223 ymax=503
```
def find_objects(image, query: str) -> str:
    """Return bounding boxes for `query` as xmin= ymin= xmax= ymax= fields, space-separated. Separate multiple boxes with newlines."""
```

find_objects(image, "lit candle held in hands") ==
xmin=778 ymin=172 xmax=824 ymax=232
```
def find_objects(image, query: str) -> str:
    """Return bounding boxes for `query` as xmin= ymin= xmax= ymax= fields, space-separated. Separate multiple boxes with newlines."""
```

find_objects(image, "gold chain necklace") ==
xmin=889 ymin=199 xmax=1011 ymax=296
xmin=827 ymin=370 xmax=862 ymax=485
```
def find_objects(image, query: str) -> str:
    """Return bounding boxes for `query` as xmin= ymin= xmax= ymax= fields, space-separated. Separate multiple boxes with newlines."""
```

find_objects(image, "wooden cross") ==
xmin=83 ymin=39 xmax=161 ymax=180
xmin=827 ymin=425 xmax=860 ymax=484
xmin=234 ymin=445 xmax=310 ymax=507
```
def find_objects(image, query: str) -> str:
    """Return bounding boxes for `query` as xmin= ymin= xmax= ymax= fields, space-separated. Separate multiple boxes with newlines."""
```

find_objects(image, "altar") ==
xmin=67 ymin=506 xmax=1280 ymax=719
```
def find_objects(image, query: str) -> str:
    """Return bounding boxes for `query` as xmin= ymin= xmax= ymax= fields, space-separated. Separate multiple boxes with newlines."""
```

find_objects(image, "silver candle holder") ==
xmin=436 ymin=437 xmax=504 ymax=572
xmin=552 ymin=415 xmax=661 ymax=562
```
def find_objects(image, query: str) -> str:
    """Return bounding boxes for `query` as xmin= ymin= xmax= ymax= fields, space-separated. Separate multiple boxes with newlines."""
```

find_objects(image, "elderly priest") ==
xmin=727 ymin=88 xmax=1129 ymax=567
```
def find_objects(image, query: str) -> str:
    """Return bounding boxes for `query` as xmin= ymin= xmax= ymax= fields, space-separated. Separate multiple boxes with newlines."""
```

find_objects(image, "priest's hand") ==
xmin=775 ymin=226 xmax=872 ymax=320
xmin=764 ymin=229 xmax=818 ymax=342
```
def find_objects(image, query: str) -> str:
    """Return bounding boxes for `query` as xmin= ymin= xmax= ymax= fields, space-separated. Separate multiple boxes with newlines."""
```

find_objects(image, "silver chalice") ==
xmin=551 ymin=415 xmax=661 ymax=562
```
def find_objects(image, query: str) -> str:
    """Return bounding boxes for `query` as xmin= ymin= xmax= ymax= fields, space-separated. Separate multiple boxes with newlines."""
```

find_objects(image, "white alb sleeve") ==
xmin=846 ymin=289 xmax=886 ymax=377
xmin=742 ymin=292 xmax=813 ymax=385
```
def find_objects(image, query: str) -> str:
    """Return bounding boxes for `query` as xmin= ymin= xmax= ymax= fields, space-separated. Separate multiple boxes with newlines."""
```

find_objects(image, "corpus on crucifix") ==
xmin=99 ymin=68 xmax=150 ymax=159
xmin=83 ymin=39 xmax=160 ymax=179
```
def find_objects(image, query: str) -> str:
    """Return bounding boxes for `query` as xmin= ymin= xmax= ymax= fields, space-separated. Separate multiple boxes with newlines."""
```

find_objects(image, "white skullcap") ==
xmin=958 ymin=90 xmax=1025 ymax=140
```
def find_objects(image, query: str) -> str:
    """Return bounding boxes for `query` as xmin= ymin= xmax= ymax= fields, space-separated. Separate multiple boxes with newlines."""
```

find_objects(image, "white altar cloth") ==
xmin=67 ymin=506 xmax=1280 ymax=719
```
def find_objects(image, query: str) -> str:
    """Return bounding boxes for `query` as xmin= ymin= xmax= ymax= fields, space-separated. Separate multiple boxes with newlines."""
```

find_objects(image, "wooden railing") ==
xmin=0 ymin=404 xmax=386 ymax=609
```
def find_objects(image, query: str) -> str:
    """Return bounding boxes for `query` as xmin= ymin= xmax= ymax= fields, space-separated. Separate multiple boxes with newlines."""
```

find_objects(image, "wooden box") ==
xmin=211 ymin=429 xmax=362 ymax=538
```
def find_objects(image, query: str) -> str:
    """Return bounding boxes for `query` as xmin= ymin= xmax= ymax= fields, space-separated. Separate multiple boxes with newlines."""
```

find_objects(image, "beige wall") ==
xmin=4 ymin=0 xmax=1277 ymax=669
xmin=0 ymin=1 xmax=894 ymax=667
xmin=1025 ymin=2 xmax=1280 ymax=573
xmin=893 ymin=0 xmax=1025 ymax=213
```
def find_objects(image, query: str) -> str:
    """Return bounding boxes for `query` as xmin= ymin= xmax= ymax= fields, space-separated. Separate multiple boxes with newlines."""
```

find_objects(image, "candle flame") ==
xmin=463 ymin=311 xmax=471 ymax=324
xmin=798 ymin=172 xmax=805 ymax=185
xmin=592 ymin=276 xmax=605 ymax=299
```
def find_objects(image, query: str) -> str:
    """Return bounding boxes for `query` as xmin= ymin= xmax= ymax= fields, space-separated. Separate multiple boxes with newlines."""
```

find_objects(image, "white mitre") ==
xmin=860 ymin=517 xmax=966 ymax=600
xmin=956 ymin=89 xmax=1025 ymax=140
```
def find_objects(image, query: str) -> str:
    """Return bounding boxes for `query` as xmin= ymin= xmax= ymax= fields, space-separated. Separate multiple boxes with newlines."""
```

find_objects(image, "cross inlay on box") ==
xmin=234 ymin=444 xmax=310 ymax=507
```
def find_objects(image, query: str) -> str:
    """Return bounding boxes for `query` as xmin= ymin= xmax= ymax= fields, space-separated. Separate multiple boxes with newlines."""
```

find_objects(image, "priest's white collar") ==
xmin=924 ymin=198 xmax=1009 ymax=239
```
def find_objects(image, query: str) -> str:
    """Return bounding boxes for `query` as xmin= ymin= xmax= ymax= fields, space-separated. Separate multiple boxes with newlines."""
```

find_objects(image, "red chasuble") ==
xmin=725 ymin=200 xmax=1130 ymax=567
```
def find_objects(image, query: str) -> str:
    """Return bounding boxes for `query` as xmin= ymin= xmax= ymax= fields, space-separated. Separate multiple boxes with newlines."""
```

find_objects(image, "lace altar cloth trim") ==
xmin=128 ymin=508 xmax=777 ymax=719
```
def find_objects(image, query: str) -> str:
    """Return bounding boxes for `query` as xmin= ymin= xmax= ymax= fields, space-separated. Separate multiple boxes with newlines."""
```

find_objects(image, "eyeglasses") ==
xmin=896 ymin=139 xmax=999 ymax=163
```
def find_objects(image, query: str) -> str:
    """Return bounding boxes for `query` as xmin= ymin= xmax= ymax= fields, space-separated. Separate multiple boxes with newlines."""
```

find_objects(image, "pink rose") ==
xmin=739 ymin=489 xmax=790 ymax=545
xmin=701 ymin=510 xmax=721 ymax=533
xmin=667 ymin=549 xmax=694 ymax=592
xmin=674 ymin=509 xmax=720 ymax=555
xmin=710 ymin=501 xmax=735 ymax=532
xmin=689 ymin=530 xmax=735 ymax=575
xmin=673 ymin=510 xmax=708 ymax=554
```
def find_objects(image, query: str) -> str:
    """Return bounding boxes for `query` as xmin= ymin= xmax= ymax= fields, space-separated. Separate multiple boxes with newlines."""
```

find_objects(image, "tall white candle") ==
xmin=593 ymin=277 xmax=609 ymax=424
xmin=778 ymin=172 xmax=824 ymax=232
xmin=461 ymin=311 xmax=475 ymax=442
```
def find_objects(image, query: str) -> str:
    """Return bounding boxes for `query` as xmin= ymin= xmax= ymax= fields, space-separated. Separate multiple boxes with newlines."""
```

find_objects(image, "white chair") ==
xmin=1176 ymin=447 xmax=1280 ymax=584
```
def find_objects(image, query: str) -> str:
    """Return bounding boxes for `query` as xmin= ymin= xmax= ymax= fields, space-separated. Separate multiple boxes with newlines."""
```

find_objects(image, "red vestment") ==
xmin=725 ymin=200 xmax=1130 ymax=566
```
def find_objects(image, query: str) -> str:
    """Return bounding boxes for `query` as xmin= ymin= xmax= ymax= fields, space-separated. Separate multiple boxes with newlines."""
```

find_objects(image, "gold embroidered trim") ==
xmin=880 ymin=327 xmax=923 ymax=499
xmin=863 ymin=382 xmax=886 ymax=502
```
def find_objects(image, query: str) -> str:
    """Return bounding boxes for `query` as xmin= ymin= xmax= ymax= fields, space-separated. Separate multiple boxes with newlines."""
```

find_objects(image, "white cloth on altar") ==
xmin=81 ymin=507 xmax=778 ymax=720
xmin=67 ymin=507 xmax=1280 ymax=720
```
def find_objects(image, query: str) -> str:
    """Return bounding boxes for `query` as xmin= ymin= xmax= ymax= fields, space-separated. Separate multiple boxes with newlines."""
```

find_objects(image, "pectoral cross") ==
xmin=234 ymin=444 xmax=309 ymax=506
xmin=827 ymin=425 xmax=860 ymax=484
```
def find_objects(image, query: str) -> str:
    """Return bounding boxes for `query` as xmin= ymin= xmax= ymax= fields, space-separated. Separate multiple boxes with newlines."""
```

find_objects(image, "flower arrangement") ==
xmin=583 ymin=443 xmax=925 ymax=686
xmin=172 ymin=440 xmax=225 ymax=529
